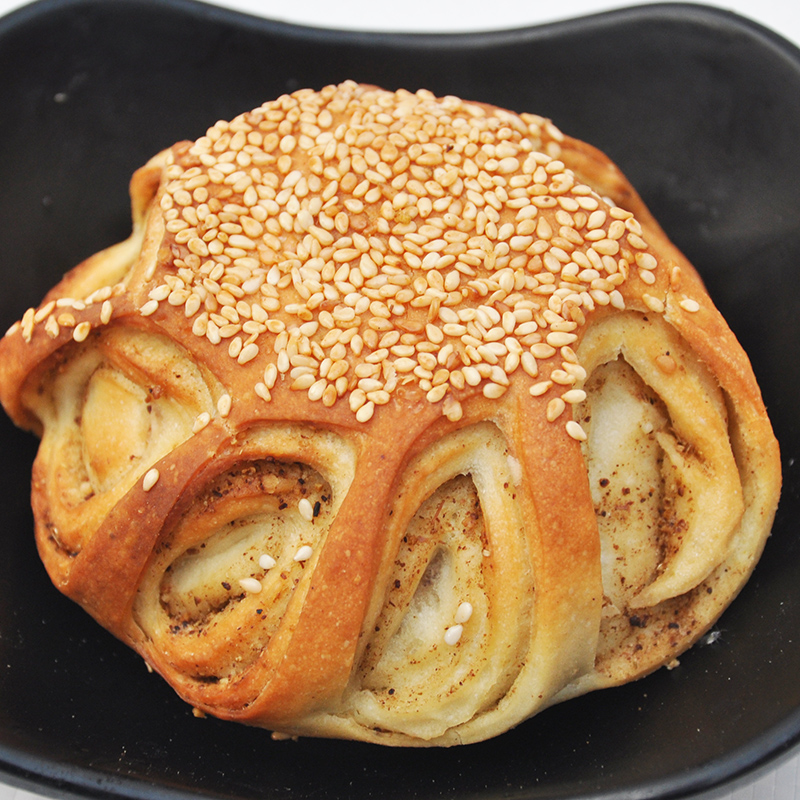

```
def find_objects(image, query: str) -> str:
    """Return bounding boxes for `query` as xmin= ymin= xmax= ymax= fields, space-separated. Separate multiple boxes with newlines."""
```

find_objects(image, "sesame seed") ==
xmin=642 ymin=294 xmax=665 ymax=313
xmin=426 ymin=384 xmax=448 ymax=403
xmin=566 ymin=420 xmax=588 ymax=441
xmin=100 ymin=300 xmax=113 ymax=324
xmin=298 ymin=498 xmax=314 ymax=521
xmin=636 ymin=252 xmax=658 ymax=271
xmin=294 ymin=544 xmax=313 ymax=561
xmin=443 ymin=396 xmax=463 ymax=421
xmin=239 ymin=577 xmax=263 ymax=594
xmin=34 ymin=301 xmax=56 ymax=324
xmin=263 ymin=363 xmax=278 ymax=388
xmin=355 ymin=400 xmax=375 ymax=423
xmin=444 ymin=625 xmax=463 ymax=646
xmin=521 ymin=352 xmax=539 ymax=377
xmin=142 ymin=468 xmax=160 ymax=492
xmin=546 ymin=397 xmax=566 ymax=421
xmin=259 ymin=554 xmax=277 ymax=570
xmin=550 ymin=369 xmax=575 ymax=386
xmin=454 ymin=602 xmax=473 ymax=624
xmin=291 ymin=373 xmax=315 ymax=391
xmin=530 ymin=380 xmax=553 ymax=396
xmin=72 ymin=321 xmax=91 ymax=342
xmin=44 ymin=316 xmax=59 ymax=338
xmin=531 ymin=343 xmax=556 ymax=359
xmin=483 ymin=382 xmax=507 ymax=399
xmin=639 ymin=269 xmax=656 ymax=285
xmin=562 ymin=388 xmax=587 ymax=404
xmin=149 ymin=284 xmax=170 ymax=302
xmin=56 ymin=297 xmax=85 ymax=310
xmin=139 ymin=299 xmax=159 ymax=317
xmin=546 ymin=331 xmax=578 ymax=347
xmin=563 ymin=361 xmax=587 ymax=381
xmin=238 ymin=342 xmax=259 ymax=364
xmin=217 ymin=393 xmax=232 ymax=417
xmin=679 ymin=297 xmax=701 ymax=312
xmin=193 ymin=411 xmax=211 ymax=432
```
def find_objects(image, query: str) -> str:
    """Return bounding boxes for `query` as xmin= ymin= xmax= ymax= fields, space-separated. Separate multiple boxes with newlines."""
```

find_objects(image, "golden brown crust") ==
xmin=0 ymin=82 xmax=780 ymax=745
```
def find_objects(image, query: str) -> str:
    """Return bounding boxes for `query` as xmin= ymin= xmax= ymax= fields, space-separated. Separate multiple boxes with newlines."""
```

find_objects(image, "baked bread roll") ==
xmin=0 ymin=81 xmax=780 ymax=746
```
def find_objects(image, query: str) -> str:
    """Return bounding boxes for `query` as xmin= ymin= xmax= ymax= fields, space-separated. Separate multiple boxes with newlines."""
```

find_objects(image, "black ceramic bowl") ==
xmin=0 ymin=1 xmax=798 ymax=798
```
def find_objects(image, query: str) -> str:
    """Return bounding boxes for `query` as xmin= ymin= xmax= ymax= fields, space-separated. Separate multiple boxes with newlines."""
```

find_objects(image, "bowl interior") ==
xmin=0 ymin=2 xmax=799 ymax=799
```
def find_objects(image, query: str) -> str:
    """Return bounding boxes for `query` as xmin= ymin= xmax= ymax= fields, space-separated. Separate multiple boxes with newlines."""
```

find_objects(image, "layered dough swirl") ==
xmin=0 ymin=82 xmax=780 ymax=745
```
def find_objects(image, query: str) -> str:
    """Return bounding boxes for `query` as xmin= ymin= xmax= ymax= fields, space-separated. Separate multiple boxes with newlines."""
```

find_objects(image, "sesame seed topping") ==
xmin=142 ymin=468 xmax=160 ymax=491
xmin=14 ymin=82 xmax=668 ymax=442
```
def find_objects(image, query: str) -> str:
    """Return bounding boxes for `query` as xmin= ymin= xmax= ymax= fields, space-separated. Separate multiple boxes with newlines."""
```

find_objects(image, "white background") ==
xmin=0 ymin=0 xmax=798 ymax=799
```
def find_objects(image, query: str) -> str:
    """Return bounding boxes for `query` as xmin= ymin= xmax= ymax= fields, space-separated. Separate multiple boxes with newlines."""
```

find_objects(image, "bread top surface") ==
xmin=0 ymin=81 xmax=781 ymax=745
xmin=3 ymin=81 xmax=676 ymax=433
